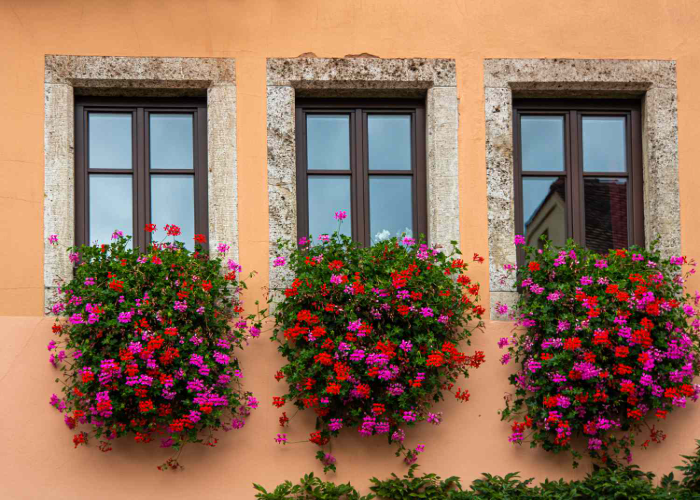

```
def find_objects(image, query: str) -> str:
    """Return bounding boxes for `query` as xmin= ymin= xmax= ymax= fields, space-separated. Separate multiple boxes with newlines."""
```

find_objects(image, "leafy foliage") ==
xmin=256 ymin=443 xmax=700 ymax=499
xmin=672 ymin=439 xmax=700 ymax=493
xmin=499 ymin=238 xmax=700 ymax=466
xmin=253 ymin=473 xmax=374 ymax=500
xmin=368 ymin=465 xmax=465 ymax=499
xmin=270 ymin=219 xmax=484 ymax=470
xmin=47 ymin=228 xmax=264 ymax=469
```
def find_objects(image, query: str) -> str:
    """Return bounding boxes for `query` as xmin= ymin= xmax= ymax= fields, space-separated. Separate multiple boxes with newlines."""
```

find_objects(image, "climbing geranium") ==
xmin=270 ymin=218 xmax=485 ymax=471
xmin=500 ymin=238 xmax=700 ymax=467
xmin=48 ymin=227 xmax=264 ymax=470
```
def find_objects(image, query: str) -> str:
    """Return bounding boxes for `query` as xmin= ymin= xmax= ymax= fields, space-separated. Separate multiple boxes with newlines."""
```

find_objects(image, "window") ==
xmin=75 ymin=97 xmax=208 ymax=251
xmin=295 ymin=99 xmax=426 ymax=245
xmin=513 ymin=99 xmax=643 ymax=260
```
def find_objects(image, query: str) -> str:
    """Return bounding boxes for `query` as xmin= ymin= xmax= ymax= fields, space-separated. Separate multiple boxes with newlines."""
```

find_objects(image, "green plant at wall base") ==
xmin=47 ymin=227 xmax=264 ymax=469
xmin=256 ymin=443 xmax=700 ymax=499
xmin=270 ymin=213 xmax=485 ymax=471
xmin=368 ymin=465 xmax=466 ymax=499
xmin=253 ymin=473 xmax=374 ymax=500
xmin=498 ymin=237 xmax=700 ymax=467
xmin=672 ymin=439 xmax=700 ymax=492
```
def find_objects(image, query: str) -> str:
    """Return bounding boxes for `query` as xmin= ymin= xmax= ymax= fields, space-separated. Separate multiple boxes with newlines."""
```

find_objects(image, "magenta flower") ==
xmin=274 ymin=433 xmax=287 ymax=444
xmin=273 ymin=256 xmax=286 ymax=267
xmin=399 ymin=340 xmax=413 ymax=352
xmin=69 ymin=313 xmax=84 ymax=325
xmin=391 ymin=429 xmax=405 ymax=443
xmin=334 ymin=210 xmax=347 ymax=221
xmin=402 ymin=410 xmax=417 ymax=422
xmin=427 ymin=412 xmax=442 ymax=425
xmin=48 ymin=234 xmax=58 ymax=245
xmin=514 ymin=235 xmax=525 ymax=245
xmin=588 ymin=438 xmax=603 ymax=450
xmin=217 ymin=243 xmax=230 ymax=254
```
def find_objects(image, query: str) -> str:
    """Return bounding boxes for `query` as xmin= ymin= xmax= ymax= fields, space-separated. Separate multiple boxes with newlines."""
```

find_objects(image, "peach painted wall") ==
xmin=2 ymin=0 xmax=700 ymax=498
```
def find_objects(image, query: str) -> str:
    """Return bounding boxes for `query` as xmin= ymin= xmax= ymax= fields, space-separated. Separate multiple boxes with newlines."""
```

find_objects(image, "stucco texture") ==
xmin=2 ymin=1 xmax=700 ymax=498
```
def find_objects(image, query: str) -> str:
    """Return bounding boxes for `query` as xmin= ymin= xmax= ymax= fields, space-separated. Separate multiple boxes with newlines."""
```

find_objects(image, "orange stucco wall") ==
xmin=2 ymin=1 xmax=700 ymax=498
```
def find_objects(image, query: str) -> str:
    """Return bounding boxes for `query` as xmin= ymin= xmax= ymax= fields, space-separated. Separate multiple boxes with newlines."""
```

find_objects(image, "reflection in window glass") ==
xmin=151 ymin=175 xmax=195 ymax=250
xmin=584 ymin=177 xmax=628 ymax=254
xmin=582 ymin=117 xmax=627 ymax=173
xmin=522 ymin=177 xmax=566 ymax=247
xmin=307 ymin=115 xmax=350 ymax=170
xmin=89 ymin=113 xmax=132 ymax=170
xmin=369 ymin=176 xmax=413 ymax=243
xmin=520 ymin=116 xmax=565 ymax=172
xmin=150 ymin=114 xmax=194 ymax=170
xmin=308 ymin=176 xmax=351 ymax=240
xmin=368 ymin=115 xmax=411 ymax=170
xmin=89 ymin=175 xmax=132 ymax=245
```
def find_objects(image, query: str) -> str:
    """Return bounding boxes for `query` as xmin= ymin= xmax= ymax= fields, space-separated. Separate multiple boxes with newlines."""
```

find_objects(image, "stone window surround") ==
xmin=484 ymin=58 xmax=680 ymax=319
xmin=266 ymin=57 xmax=460 ymax=295
xmin=44 ymin=55 xmax=238 ymax=311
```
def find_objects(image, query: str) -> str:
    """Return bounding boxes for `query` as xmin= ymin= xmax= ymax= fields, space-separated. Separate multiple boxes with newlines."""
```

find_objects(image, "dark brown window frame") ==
xmin=295 ymin=98 xmax=427 ymax=246
xmin=75 ymin=96 xmax=208 ymax=251
xmin=513 ymin=98 xmax=644 ymax=263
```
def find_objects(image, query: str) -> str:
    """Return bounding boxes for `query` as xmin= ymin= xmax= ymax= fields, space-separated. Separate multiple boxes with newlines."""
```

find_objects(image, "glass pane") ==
xmin=368 ymin=115 xmax=411 ymax=170
xmin=522 ymin=177 xmax=566 ymax=247
xmin=88 ymin=113 xmax=132 ymax=170
xmin=308 ymin=176 xmax=351 ymax=239
xmin=584 ymin=177 xmax=628 ymax=253
xmin=89 ymin=175 xmax=132 ymax=245
xmin=520 ymin=116 xmax=565 ymax=172
xmin=307 ymin=115 xmax=350 ymax=170
xmin=151 ymin=175 xmax=195 ymax=250
xmin=370 ymin=176 xmax=413 ymax=243
xmin=582 ymin=116 xmax=627 ymax=173
xmin=150 ymin=114 xmax=194 ymax=170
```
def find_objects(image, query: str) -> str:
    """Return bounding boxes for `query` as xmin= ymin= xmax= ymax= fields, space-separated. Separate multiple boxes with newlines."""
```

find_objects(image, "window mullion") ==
xmin=136 ymin=107 xmax=146 ymax=252
xmin=294 ymin=107 xmax=308 ymax=242
xmin=630 ymin=108 xmax=645 ymax=246
xmin=354 ymin=108 xmax=367 ymax=245
xmin=75 ymin=104 xmax=87 ymax=248
xmin=569 ymin=109 xmax=584 ymax=245
xmin=195 ymin=105 xmax=209 ymax=245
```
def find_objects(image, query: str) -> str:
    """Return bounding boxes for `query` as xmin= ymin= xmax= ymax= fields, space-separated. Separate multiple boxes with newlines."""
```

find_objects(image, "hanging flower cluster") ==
xmin=499 ymin=237 xmax=700 ymax=467
xmin=48 ymin=227 xmax=264 ymax=470
xmin=270 ymin=215 xmax=485 ymax=472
